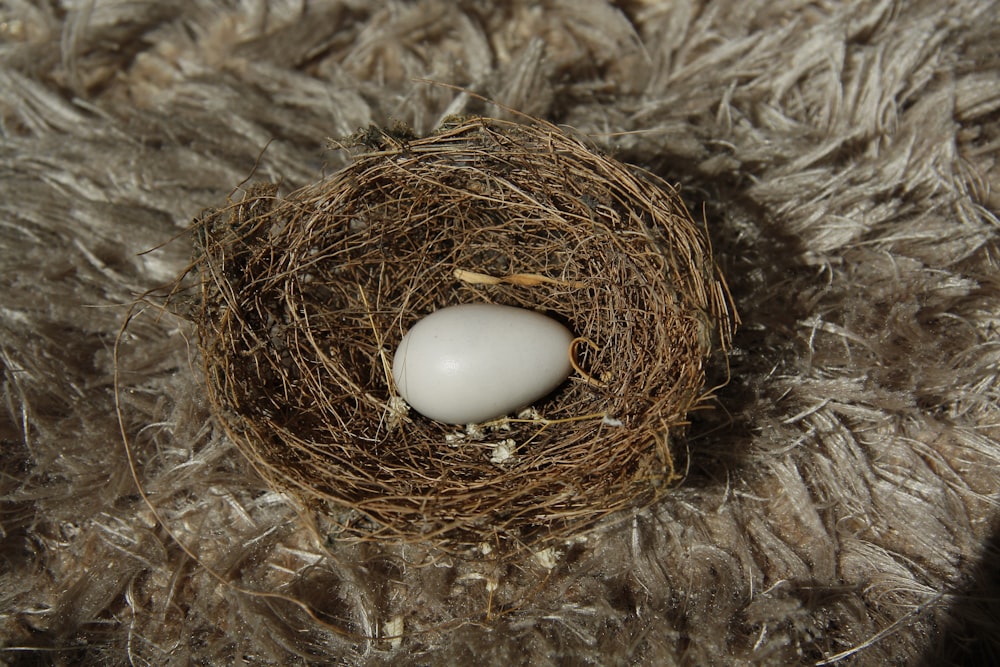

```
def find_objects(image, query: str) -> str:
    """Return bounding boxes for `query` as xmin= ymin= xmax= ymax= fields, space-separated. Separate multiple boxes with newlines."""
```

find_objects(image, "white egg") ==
xmin=391 ymin=303 xmax=574 ymax=424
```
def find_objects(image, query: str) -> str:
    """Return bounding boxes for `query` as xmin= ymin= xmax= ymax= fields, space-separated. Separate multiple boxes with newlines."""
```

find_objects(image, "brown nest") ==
xmin=192 ymin=116 xmax=737 ymax=556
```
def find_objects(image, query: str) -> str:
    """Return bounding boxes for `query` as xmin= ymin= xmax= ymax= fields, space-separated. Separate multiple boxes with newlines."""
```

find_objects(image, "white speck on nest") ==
xmin=490 ymin=439 xmax=517 ymax=465
xmin=457 ymin=571 xmax=496 ymax=593
xmin=517 ymin=407 xmax=542 ymax=420
xmin=385 ymin=396 xmax=409 ymax=429
xmin=602 ymin=415 xmax=624 ymax=427
xmin=533 ymin=547 xmax=560 ymax=570
xmin=382 ymin=615 xmax=403 ymax=649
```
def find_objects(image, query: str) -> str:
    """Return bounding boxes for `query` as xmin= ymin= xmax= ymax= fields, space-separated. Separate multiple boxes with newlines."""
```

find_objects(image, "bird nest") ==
xmin=191 ymin=116 xmax=737 ymax=557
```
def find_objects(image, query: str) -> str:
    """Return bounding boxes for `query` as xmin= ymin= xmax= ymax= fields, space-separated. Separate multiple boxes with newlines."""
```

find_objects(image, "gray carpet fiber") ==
xmin=1 ymin=1 xmax=999 ymax=664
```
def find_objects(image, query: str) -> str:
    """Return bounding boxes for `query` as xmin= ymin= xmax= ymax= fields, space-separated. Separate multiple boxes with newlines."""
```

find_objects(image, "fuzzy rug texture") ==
xmin=2 ymin=1 xmax=999 ymax=665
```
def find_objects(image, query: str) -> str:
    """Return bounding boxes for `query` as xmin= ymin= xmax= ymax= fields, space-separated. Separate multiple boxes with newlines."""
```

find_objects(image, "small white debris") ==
xmin=388 ymin=396 xmax=409 ymax=416
xmin=384 ymin=396 xmax=410 ymax=429
xmin=457 ymin=572 xmax=486 ymax=584
xmin=383 ymin=615 xmax=404 ymax=649
xmin=490 ymin=439 xmax=516 ymax=464
xmin=533 ymin=547 xmax=560 ymax=570
xmin=602 ymin=415 xmax=624 ymax=427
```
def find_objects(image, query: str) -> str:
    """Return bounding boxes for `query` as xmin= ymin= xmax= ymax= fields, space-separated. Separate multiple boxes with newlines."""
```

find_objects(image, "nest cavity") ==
xmin=192 ymin=116 xmax=737 ymax=555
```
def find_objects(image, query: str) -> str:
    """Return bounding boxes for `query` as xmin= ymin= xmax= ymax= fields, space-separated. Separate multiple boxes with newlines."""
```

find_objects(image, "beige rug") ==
xmin=2 ymin=1 xmax=998 ymax=664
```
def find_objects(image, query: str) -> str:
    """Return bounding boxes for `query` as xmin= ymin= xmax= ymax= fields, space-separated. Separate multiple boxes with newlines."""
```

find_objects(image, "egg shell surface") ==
xmin=392 ymin=303 xmax=574 ymax=424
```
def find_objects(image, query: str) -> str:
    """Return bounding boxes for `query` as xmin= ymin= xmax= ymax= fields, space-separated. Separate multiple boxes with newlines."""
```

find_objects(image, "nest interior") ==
xmin=193 ymin=116 xmax=736 ymax=551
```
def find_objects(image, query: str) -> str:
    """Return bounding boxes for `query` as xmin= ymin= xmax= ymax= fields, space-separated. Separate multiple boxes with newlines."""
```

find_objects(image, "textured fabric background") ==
xmin=2 ymin=1 xmax=999 ymax=665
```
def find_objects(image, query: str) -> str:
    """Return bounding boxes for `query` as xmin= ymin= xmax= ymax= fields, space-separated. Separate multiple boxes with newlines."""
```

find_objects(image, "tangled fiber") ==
xmin=3 ymin=0 xmax=1000 ymax=665
xmin=193 ymin=116 xmax=735 ymax=553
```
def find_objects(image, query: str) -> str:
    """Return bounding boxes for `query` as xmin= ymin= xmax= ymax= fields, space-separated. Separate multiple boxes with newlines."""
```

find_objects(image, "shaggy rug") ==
xmin=2 ymin=1 xmax=999 ymax=665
